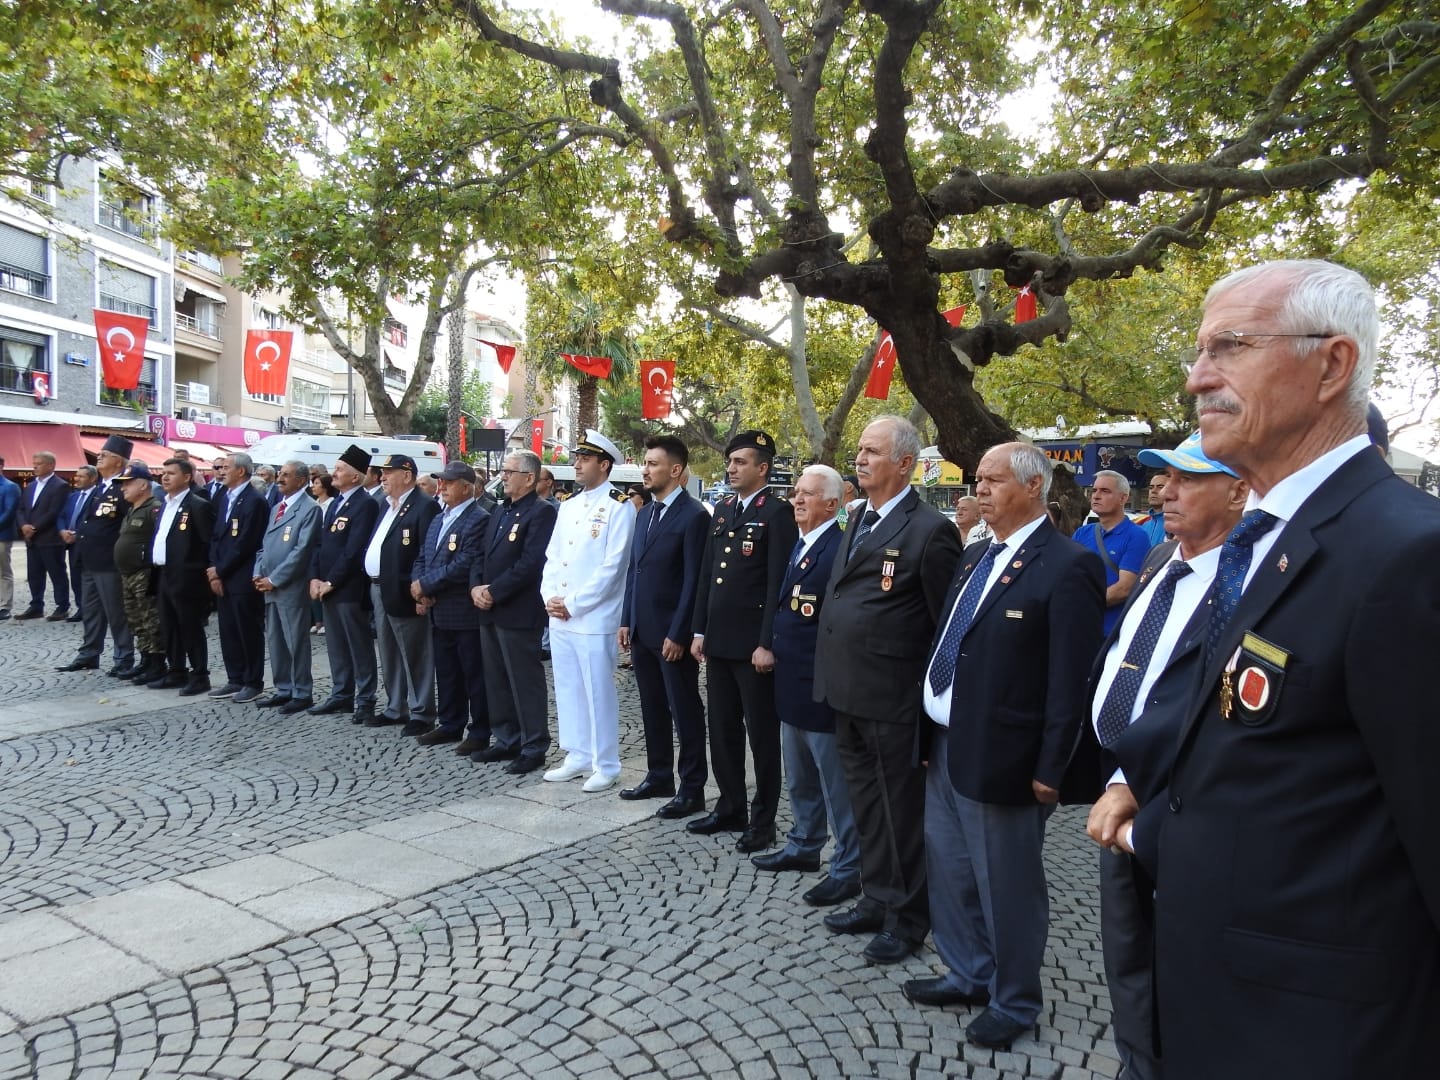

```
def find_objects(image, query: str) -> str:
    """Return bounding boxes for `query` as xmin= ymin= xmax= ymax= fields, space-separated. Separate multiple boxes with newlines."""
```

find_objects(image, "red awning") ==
xmin=79 ymin=435 xmax=172 ymax=468
xmin=0 ymin=422 xmax=88 ymax=473
xmin=166 ymin=439 xmax=232 ymax=463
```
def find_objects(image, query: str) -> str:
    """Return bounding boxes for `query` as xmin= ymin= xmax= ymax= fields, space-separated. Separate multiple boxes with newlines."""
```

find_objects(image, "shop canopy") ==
xmin=0 ymin=422 xmax=88 ymax=472
xmin=79 ymin=435 xmax=172 ymax=468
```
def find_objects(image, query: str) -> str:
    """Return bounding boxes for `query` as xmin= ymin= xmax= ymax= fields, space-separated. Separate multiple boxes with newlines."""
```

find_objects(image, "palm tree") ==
xmin=525 ymin=272 xmax=637 ymax=440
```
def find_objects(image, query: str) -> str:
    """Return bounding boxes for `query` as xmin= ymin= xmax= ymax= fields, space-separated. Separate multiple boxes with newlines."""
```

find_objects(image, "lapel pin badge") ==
xmin=1277 ymin=554 xmax=1288 ymax=572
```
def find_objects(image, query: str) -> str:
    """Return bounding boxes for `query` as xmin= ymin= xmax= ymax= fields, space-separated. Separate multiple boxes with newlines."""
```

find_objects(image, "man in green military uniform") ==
xmin=114 ymin=462 xmax=165 ymax=684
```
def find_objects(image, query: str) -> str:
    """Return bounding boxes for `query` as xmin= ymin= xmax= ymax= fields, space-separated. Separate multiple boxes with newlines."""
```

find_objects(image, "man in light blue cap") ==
xmin=1064 ymin=428 xmax=1246 ymax=1080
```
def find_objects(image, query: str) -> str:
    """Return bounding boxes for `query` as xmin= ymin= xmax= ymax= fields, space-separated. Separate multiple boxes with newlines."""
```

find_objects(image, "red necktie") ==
xmin=274 ymin=500 xmax=288 ymax=524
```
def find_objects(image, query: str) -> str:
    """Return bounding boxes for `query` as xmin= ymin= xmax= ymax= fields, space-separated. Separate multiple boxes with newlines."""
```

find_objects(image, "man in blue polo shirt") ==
xmin=1073 ymin=470 xmax=1150 ymax=634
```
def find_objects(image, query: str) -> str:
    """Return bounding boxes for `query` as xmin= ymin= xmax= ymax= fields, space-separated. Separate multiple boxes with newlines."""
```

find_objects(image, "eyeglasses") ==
xmin=1181 ymin=330 xmax=1335 ymax=375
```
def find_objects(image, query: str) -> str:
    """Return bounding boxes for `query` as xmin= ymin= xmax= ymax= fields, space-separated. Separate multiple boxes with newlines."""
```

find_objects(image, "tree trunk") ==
xmin=577 ymin=375 xmax=600 ymax=435
xmin=445 ymin=304 xmax=464 ymax=459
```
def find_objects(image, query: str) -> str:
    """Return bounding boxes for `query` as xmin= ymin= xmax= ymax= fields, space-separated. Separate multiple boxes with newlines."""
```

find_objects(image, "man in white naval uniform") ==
xmin=540 ymin=429 xmax=637 ymax=792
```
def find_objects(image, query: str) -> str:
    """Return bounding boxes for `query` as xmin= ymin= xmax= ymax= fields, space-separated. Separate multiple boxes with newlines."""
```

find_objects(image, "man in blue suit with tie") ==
xmin=618 ymin=435 xmax=709 ymax=818
xmin=755 ymin=464 xmax=861 ymax=907
xmin=207 ymin=452 xmax=271 ymax=702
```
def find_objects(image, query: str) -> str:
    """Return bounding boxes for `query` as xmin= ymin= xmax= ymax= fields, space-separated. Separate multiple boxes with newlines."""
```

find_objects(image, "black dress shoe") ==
xmin=736 ymin=827 xmax=776 ymax=853
xmin=965 ymin=1007 xmax=1029 ymax=1049
xmin=823 ymin=905 xmax=885 ymax=935
xmin=903 ymin=976 xmax=991 ymax=1008
xmin=66 ymin=613 xmax=83 ymax=623
xmin=863 ymin=931 xmax=917 ymax=965
xmin=56 ymin=658 xmax=99 ymax=672
xmin=178 ymin=676 xmax=211 ymax=697
xmin=400 ymin=719 xmax=429 ymax=736
xmin=306 ymin=696 xmax=353 ymax=716
xmin=417 ymin=728 xmax=461 ymax=746
xmin=255 ymin=694 xmax=293 ymax=708
xmin=504 ymin=752 xmax=545 ymax=775
xmin=364 ymin=713 xmax=405 ymax=727
xmin=351 ymin=704 xmax=374 ymax=725
xmin=751 ymin=850 xmax=821 ymax=873
xmin=45 ymin=609 xmax=69 ymax=622
xmin=619 ymin=777 xmax=676 ymax=801
xmin=686 ymin=811 xmax=746 ymax=835
xmin=803 ymin=876 xmax=863 ymax=907
xmin=147 ymin=672 xmax=188 ymax=689
xmin=475 ymin=744 xmax=519 ymax=763
xmin=16 ymin=608 xmax=43 ymax=621
xmin=455 ymin=735 xmax=489 ymax=755
xmin=655 ymin=794 xmax=706 ymax=819
xmin=279 ymin=697 xmax=314 ymax=715
xmin=107 ymin=663 xmax=137 ymax=678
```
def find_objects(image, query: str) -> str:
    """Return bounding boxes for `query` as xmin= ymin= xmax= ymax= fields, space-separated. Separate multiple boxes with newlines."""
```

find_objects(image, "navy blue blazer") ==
xmin=308 ymin=487 xmax=381 ymax=604
xmin=18 ymin=474 xmax=68 ymax=546
xmin=621 ymin=490 xmax=707 ymax=649
xmin=413 ymin=500 xmax=489 ymax=630
xmin=209 ymin=484 xmax=270 ymax=591
xmin=772 ymin=522 xmax=842 ymax=733
xmin=470 ymin=491 xmax=556 ymax=630
xmin=370 ymin=488 xmax=440 ymax=618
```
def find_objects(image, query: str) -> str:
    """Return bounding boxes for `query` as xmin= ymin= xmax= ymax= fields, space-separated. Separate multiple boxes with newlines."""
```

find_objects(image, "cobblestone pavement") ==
xmin=0 ymin=615 xmax=1121 ymax=1079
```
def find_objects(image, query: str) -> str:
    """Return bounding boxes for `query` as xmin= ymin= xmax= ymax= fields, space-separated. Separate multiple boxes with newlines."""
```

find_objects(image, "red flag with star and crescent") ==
xmin=561 ymin=353 xmax=613 ymax=379
xmin=866 ymin=307 xmax=965 ymax=400
xmin=479 ymin=339 xmax=516 ymax=374
xmin=243 ymin=329 xmax=293 ymax=396
xmin=93 ymin=308 xmax=150 ymax=391
xmin=1014 ymin=284 xmax=1038 ymax=323
xmin=639 ymin=359 xmax=675 ymax=419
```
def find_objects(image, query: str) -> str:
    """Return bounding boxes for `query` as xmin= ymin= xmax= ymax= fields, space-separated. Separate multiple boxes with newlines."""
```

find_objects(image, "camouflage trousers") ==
xmin=120 ymin=570 xmax=163 ymax=656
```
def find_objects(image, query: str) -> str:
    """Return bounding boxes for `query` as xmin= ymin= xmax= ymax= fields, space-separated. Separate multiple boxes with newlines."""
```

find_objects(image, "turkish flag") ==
xmin=865 ymin=333 xmax=897 ymax=400
xmin=244 ymin=329 xmax=293 ymax=396
xmin=1014 ymin=285 xmax=1038 ymax=323
xmin=32 ymin=372 xmax=50 ymax=404
xmin=640 ymin=359 xmax=675 ymax=419
xmin=530 ymin=418 xmax=544 ymax=456
xmin=93 ymin=308 xmax=149 ymax=391
xmin=562 ymin=353 xmax=613 ymax=379
xmin=480 ymin=339 xmax=516 ymax=374
xmin=942 ymin=305 xmax=967 ymax=327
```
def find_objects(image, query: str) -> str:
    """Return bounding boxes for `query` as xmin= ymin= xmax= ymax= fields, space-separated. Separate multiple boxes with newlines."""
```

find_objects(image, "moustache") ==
xmin=1196 ymin=393 xmax=1240 ymax=414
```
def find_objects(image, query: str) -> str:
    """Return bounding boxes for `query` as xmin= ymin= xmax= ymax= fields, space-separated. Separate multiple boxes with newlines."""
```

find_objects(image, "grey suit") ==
xmin=254 ymin=491 xmax=321 ymax=699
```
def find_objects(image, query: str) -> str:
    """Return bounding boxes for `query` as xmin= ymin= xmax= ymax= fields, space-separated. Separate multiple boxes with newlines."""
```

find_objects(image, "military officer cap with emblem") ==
xmin=379 ymin=452 xmax=417 ymax=473
xmin=116 ymin=462 xmax=152 ymax=484
xmin=572 ymin=428 xmax=623 ymax=466
xmin=339 ymin=444 xmax=371 ymax=474
xmin=101 ymin=434 xmax=134 ymax=459
xmin=724 ymin=429 xmax=775 ymax=461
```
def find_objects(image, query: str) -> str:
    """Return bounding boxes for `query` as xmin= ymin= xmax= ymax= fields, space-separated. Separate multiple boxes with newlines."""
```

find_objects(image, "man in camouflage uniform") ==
xmin=115 ymin=462 xmax=164 ymax=684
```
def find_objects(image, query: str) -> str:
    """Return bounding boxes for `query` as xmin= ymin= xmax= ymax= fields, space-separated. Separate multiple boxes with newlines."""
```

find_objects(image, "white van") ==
xmin=484 ymin=463 xmax=702 ymax=502
xmin=246 ymin=434 xmax=446 ymax=472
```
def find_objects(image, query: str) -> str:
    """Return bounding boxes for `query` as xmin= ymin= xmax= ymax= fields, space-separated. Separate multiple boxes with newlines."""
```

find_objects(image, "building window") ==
xmin=383 ymin=316 xmax=408 ymax=347
xmin=97 ymin=173 xmax=157 ymax=241
xmin=0 ymin=223 xmax=51 ymax=299
xmin=98 ymin=260 xmax=159 ymax=328
xmin=290 ymin=377 xmax=329 ymax=423
xmin=175 ymin=289 xmax=222 ymax=338
xmin=248 ymin=389 xmax=285 ymax=406
xmin=0 ymin=327 xmax=52 ymax=396
xmin=99 ymin=355 xmax=158 ymax=412
xmin=252 ymin=304 xmax=286 ymax=329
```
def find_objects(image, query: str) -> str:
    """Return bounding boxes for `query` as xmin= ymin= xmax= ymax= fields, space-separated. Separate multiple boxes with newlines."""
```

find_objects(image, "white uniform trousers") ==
xmin=549 ymin=623 xmax=621 ymax=778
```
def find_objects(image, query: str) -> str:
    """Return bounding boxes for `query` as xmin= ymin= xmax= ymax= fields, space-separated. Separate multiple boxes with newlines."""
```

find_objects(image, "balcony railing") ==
xmin=99 ymin=292 xmax=159 ymax=327
xmin=178 ymin=250 xmax=223 ymax=274
xmin=175 ymin=382 xmax=219 ymax=406
xmin=176 ymin=311 xmax=220 ymax=338
xmin=98 ymin=202 xmax=156 ymax=241
xmin=289 ymin=401 xmax=330 ymax=423
xmin=0 ymin=262 xmax=50 ymax=299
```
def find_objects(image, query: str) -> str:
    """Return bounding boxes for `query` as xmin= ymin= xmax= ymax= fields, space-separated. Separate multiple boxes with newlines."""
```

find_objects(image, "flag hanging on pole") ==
xmin=561 ymin=353 xmax=613 ymax=378
xmin=1014 ymin=284 xmax=1038 ymax=324
xmin=93 ymin=309 xmax=150 ymax=391
xmin=243 ymin=329 xmax=293 ymax=396
xmin=865 ymin=333 xmax=897 ymax=400
xmin=32 ymin=372 xmax=50 ymax=404
xmin=479 ymin=339 xmax=516 ymax=374
xmin=639 ymin=359 xmax=675 ymax=419
xmin=530 ymin=418 xmax=544 ymax=456
xmin=942 ymin=305 xmax=967 ymax=327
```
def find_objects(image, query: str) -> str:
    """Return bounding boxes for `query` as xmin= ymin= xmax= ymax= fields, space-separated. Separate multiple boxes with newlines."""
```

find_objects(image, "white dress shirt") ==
xmin=364 ymin=493 xmax=406 ymax=578
xmin=151 ymin=491 xmax=186 ymax=566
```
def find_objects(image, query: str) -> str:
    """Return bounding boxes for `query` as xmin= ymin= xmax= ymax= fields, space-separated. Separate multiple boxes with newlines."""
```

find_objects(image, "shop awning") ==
xmin=0 ymin=422 xmax=88 ymax=472
xmin=167 ymin=439 xmax=232 ymax=462
xmin=80 ymin=435 xmax=171 ymax=468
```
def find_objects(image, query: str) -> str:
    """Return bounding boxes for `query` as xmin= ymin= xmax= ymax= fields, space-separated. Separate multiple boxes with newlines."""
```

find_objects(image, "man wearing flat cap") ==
xmin=308 ymin=445 xmax=381 ymax=721
xmin=689 ymin=429 xmax=799 ymax=851
xmin=62 ymin=434 xmax=136 ymax=674
xmin=363 ymin=453 xmax=440 ymax=731
xmin=411 ymin=460 xmax=490 ymax=747
xmin=540 ymin=429 xmax=637 ymax=792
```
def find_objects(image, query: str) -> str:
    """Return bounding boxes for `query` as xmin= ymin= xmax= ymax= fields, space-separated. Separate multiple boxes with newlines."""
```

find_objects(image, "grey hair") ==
xmin=282 ymin=459 xmax=309 ymax=479
xmin=868 ymin=415 xmax=922 ymax=464
xmin=1205 ymin=259 xmax=1377 ymax=411
xmin=33 ymin=451 xmax=56 ymax=465
xmin=229 ymin=452 xmax=255 ymax=477
xmin=956 ymin=494 xmax=979 ymax=510
xmin=506 ymin=450 xmax=541 ymax=480
xmin=1001 ymin=442 xmax=1054 ymax=501
xmin=1092 ymin=469 xmax=1131 ymax=498
xmin=76 ymin=464 xmax=99 ymax=482
xmin=800 ymin=463 xmax=843 ymax=501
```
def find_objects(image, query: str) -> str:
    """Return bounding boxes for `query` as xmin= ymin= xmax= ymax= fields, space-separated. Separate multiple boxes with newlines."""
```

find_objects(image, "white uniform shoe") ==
xmin=543 ymin=762 xmax=589 ymax=783
xmin=582 ymin=772 xmax=617 ymax=793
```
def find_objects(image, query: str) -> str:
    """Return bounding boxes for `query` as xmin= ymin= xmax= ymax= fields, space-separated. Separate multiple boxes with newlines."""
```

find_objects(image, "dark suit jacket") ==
xmin=309 ymin=487 xmax=381 ymax=604
xmin=157 ymin=491 xmax=215 ymax=600
xmin=814 ymin=489 xmax=963 ymax=722
xmin=470 ymin=492 xmax=556 ymax=630
xmin=692 ymin=488 xmax=798 ymax=660
xmin=75 ymin=475 xmax=128 ymax=572
xmin=18 ymin=475 xmax=67 ymax=546
xmin=935 ymin=520 xmax=1104 ymax=804
xmin=209 ymin=484 xmax=270 ymax=592
xmin=370 ymin=488 xmax=440 ymax=618
xmin=622 ymin=490 xmax=708 ymax=649
xmin=1151 ymin=449 xmax=1440 ymax=1078
xmin=772 ymin=522 xmax=842 ymax=733
xmin=413 ymin=500 xmax=489 ymax=630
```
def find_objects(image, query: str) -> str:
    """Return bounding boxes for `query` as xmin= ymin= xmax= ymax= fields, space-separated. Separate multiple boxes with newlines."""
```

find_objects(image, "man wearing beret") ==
xmin=689 ymin=429 xmax=799 ymax=851
xmin=308 ymin=445 xmax=381 ymax=721
xmin=363 ymin=453 xmax=440 ymax=731
xmin=61 ymin=434 xmax=135 ymax=674
xmin=540 ymin=429 xmax=636 ymax=792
